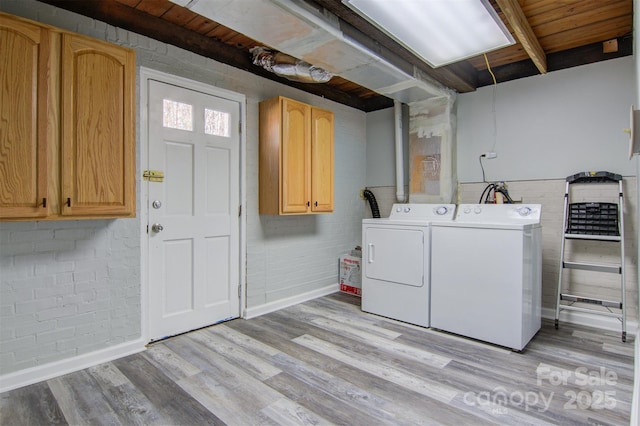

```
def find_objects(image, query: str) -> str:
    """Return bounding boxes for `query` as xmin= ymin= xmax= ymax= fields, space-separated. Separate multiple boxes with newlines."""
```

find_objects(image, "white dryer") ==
xmin=361 ymin=203 xmax=456 ymax=327
xmin=430 ymin=204 xmax=542 ymax=351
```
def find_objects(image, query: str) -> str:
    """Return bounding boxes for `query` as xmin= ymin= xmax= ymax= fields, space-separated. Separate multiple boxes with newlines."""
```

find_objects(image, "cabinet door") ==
xmin=311 ymin=107 xmax=334 ymax=212
xmin=60 ymin=34 xmax=135 ymax=217
xmin=281 ymin=98 xmax=310 ymax=214
xmin=0 ymin=16 xmax=51 ymax=219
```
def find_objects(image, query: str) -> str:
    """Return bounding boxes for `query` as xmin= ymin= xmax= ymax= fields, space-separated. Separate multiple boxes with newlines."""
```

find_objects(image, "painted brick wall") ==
xmin=0 ymin=219 xmax=140 ymax=375
xmin=0 ymin=0 xmax=366 ymax=376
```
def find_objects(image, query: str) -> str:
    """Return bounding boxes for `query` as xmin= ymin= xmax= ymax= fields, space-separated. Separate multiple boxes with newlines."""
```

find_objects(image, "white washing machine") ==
xmin=430 ymin=204 xmax=542 ymax=351
xmin=362 ymin=203 xmax=456 ymax=327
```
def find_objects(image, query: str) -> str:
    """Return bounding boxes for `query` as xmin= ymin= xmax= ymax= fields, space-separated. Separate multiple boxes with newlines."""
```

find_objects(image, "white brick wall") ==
xmin=0 ymin=219 xmax=140 ymax=375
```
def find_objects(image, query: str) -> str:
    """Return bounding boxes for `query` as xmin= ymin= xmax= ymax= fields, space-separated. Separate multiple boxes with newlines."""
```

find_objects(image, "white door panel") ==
xmin=148 ymin=80 xmax=240 ymax=341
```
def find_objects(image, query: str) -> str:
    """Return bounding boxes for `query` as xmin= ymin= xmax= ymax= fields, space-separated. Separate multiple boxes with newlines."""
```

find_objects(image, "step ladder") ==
xmin=554 ymin=171 xmax=626 ymax=342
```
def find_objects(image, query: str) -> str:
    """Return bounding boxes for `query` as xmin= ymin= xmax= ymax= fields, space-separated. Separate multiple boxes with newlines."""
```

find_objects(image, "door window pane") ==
xmin=163 ymin=99 xmax=193 ymax=131
xmin=205 ymin=108 xmax=230 ymax=137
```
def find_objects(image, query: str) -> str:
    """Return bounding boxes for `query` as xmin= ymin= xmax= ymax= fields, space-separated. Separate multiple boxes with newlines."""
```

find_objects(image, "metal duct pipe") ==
xmin=250 ymin=46 xmax=332 ymax=84
xmin=394 ymin=100 xmax=406 ymax=202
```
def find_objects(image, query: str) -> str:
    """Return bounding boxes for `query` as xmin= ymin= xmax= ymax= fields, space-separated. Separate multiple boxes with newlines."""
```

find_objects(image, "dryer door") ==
xmin=364 ymin=227 xmax=425 ymax=287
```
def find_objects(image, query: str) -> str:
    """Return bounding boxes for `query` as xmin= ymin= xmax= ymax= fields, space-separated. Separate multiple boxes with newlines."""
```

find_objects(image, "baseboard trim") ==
xmin=0 ymin=338 xmax=146 ymax=393
xmin=542 ymin=308 xmax=639 ymax=334
xmin=244 ymin=283 xmax=339 ymax=319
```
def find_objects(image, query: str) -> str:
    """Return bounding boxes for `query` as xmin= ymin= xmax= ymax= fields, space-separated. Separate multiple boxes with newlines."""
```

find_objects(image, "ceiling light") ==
xmin=342 ymin=0 xmax=515 ymax=68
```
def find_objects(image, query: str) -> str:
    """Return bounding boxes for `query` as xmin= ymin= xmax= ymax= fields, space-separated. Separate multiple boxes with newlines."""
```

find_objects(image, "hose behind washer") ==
xmin=363 ymin=189 xmax=381 ymax=218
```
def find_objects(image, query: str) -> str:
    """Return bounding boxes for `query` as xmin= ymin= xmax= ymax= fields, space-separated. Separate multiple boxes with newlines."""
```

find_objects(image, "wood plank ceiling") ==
xmin=40 ymin=0 xmax=633 ymax=112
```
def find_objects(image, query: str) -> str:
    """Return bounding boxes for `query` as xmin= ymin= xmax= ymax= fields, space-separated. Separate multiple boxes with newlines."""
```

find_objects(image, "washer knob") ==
xmin=463 ymin=207 xmax=471 ymax=214
xmin=396 ymin=206 xmax=402 ymax=212
xmin=404 ymin=207 xmax=411 ymax=213
xmin=435 ymin=206 xmax=448 ymax=215
xmin=473 ymin=206 xmax=482 ymax=214
xmin=518 ymin=206 xmax=532 ymax=216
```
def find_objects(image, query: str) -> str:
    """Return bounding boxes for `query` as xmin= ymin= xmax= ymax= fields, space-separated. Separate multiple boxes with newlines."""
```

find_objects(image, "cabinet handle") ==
xmin=42 ymin=198 xmax=47 ymax=208
xmin=307 ymin=201 xmax=310 ymax=207
xmin=314 ymin=201 xmax=318 ymax=207
xmin=66 ymin=198 xmax=71 ymax=207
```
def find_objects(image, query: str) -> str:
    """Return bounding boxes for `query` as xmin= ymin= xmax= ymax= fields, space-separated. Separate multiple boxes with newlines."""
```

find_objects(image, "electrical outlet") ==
xmin=482 ymin=152 xmax=497 ymax=159
xmin=360 ymin=189 xmax=365 ymax=199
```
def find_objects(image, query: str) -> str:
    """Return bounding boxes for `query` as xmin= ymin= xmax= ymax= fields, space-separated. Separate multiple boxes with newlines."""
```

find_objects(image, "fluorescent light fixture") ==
xmin=342 ymin=0 xmax=515 ymax=68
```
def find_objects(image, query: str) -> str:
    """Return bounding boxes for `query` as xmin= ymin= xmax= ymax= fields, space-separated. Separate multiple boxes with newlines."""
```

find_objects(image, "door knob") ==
xmin=151 ymin=223 xmax=164 ymax=233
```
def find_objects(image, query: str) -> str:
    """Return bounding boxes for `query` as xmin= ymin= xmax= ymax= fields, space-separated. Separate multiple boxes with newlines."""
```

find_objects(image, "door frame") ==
xmin=139 ymin=67 xmax=247 ymax=343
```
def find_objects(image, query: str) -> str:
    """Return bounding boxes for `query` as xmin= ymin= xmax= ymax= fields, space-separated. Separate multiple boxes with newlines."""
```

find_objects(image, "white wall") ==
xmin=366 ymin=108 xmax=396 ymax=187
xmin=457 ymin=56 xmax=635 ymax=183
xmin=0 ymin=0 xmax=366 ymax=380
xmin=365 ymin=106 xmax=410 ymax=188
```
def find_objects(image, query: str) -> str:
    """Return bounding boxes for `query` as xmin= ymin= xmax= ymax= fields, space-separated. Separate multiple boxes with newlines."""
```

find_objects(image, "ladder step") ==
xmin=560 ymin=293 xmax=622 ymax=309
xmin=558 ymin=304 xmax=624 ymax=319
xmin=564 ymin=233 xmax=621 ymax=242
xmin=562 ymin=261 xmax=621 ymax=274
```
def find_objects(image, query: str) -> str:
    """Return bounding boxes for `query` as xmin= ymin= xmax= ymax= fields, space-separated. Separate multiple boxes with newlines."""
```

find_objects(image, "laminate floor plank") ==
xmin=0 ymin=381 xmax=67 ymax=425
xmin=291 ymin=300 xmax=403 ymax=339
xmin=260 ymin=397 xmax=335 ymax=426
xmin=47 ymin=370 xmax=124 ymax=425
xmin=264 ymin=371 xmax=395 ymax=426
xmin=85 ymin=363 xmax=169 ymax=426
xmin=293 ymin=333 xmax=459 ymax=402
xmin=165 ymin=334 xmax=286 ymax=425
xmin=328 ymin=363 xmax=495 ymax=425
xmin=286 ymin=304 xmax=451 ymax=368
xmin=225 ymin=315 xmax=351 ymax=374
xmin=268 ymin=351 xmax=422 ymax=425
xmin=141 ymin=343 xmax=202 ymax=381
xmin=177 ymin=370 xmax=278 ymax=426
xmin=113 ymin=354 xmax=223 ymax=425
xmin=1 ymin=293 xmax=634 ymax=425
xmin=188 ymin=328 xmax=282 ymax=381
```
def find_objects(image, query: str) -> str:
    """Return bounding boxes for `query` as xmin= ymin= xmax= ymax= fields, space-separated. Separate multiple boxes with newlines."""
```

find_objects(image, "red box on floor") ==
xmin=339 ymin=251 xmax=361 ymax=296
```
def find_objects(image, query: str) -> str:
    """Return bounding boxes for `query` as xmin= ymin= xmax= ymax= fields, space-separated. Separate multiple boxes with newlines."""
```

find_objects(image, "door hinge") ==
xmin=238 ymin=285 xmax=242 ymax=298
xmin=238 ymin=205 xmax=242 ymax=217
xmin=143 ymin=170 xmax=164 ymax=182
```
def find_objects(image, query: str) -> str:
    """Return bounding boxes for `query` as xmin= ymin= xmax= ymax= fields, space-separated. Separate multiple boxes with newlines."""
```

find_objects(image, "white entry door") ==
xmin=147 ymin=79 xmax=240 ymax=341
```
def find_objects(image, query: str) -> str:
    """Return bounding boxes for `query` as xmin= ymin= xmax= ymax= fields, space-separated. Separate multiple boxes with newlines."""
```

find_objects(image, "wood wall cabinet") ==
xmin=259 ymin=96 xmax=334 ymax=215
xmin=0 ymin=13 xmax=135 ymax=221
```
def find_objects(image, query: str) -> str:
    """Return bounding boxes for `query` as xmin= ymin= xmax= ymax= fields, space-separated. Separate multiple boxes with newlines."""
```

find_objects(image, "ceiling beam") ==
xmin=495 ymin=0 xmax=547 ymax=74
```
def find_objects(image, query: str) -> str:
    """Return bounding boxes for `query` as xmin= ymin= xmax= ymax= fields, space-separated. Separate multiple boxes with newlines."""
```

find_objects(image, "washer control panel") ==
xmin=455 ymin=204 xmax=541 ymax=223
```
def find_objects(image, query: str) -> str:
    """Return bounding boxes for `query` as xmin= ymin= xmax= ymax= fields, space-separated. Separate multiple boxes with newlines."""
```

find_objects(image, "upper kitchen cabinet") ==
xmin=0 ymin=12 xmax=136 ymax=221
xmin=60 ymin=33 xmax=135 ymax=217
xmin=0 ymin=14 xmax=53 ymax=219
xmin=259 ymin=96 xmax=334 ymax=215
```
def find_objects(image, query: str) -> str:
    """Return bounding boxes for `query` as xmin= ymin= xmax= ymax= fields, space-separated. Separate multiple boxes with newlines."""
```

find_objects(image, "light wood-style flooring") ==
xmin=1 ymin=292 xmax=635 ymax=425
